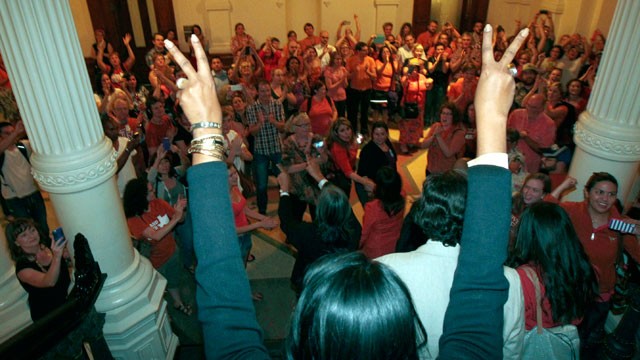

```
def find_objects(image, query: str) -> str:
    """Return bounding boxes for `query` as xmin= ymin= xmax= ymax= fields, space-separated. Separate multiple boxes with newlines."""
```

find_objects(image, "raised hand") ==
xmin=475 ymin=24 xmax=528 ymax=155
xmin=123 ymin=33 xmax=132 ymax=45
xmin=163 ymin=36 xmax=221 ymax=133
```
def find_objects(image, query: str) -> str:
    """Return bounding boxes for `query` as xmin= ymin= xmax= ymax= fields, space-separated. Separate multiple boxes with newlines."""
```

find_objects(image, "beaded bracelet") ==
xmin=191 ymin=121 xmax=222 ymax=131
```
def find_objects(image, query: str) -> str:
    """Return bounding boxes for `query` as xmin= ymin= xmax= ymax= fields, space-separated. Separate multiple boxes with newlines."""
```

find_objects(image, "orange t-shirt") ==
xmin=346 ymin=56 xmax=375 ymax=91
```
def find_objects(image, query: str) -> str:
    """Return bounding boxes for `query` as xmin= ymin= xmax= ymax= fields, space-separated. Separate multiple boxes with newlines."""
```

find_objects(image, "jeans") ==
xmin=253 ymin=152 xmax=282 ymax=214
xmin=5 ymin=191 xmax=49 ymax=234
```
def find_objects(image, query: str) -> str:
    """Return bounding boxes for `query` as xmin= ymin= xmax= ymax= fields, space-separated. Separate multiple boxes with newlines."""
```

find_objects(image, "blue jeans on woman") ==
xmin=252 ymin=152 xmax=282 ymax=214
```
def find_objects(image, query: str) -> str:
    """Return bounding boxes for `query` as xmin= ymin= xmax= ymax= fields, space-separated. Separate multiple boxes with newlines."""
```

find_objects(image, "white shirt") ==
xmin=314 ymin=43 xmax=336 ymax=69
xmin=1 ymin=141 xmax=38 ymax=199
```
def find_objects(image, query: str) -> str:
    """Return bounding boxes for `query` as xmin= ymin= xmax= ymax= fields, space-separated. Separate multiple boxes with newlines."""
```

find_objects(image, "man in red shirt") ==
xmin=299 ymin=23 xmax=320 ymax=52
xmin=507 ymin=94 xmax=555 ymax=173
xmin=416 ymin=20 xmax=439 ymax=50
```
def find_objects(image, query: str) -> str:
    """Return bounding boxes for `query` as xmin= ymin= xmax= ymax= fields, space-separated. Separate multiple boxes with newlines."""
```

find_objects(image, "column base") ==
xmin=97 ymin=250 xmax=178 ymax=359
xmin=0 ymin=268 xmax=32 ymax=343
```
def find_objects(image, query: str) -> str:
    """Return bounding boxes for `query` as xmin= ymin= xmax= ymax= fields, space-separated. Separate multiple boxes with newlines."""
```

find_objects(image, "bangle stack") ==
xmin=191 ymin=121 xmax=222 ymax=131
xmin=188 ymin=134 xmax=226 ymax=161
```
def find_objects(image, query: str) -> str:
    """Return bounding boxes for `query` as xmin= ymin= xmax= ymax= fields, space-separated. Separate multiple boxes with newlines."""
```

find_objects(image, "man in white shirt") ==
xmin=0 ymin=121 xmax=49 ymax=233
xmin=314 ymin=30 xmax=335 ymax=69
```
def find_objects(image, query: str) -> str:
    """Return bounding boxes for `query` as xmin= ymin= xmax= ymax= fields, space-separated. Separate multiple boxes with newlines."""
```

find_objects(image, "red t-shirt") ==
xmin=146 ymin=115 xmax=175 ymax=149
xmin=127 ymin=199 xmax=177 ymax=268
xmin=330 ymin=142 xmax=357 ymax=178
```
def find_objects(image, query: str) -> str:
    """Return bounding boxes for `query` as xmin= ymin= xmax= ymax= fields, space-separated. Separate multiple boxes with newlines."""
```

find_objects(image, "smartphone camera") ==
xmin=52 ymin=227 xmax=65 ymax=244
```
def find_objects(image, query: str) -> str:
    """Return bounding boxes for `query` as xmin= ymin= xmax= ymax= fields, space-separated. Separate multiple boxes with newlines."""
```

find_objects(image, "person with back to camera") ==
xmin=162 ymin=24 xmax=529 ymax=359
xmin=378 ymin=168 xmax=525 ymax=359
xmin=506 ymin=201 xmax=598 ymax=355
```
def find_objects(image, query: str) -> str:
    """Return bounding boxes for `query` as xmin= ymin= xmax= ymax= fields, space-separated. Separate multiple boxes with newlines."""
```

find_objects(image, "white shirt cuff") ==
xmin=467 ymin=153 xmax=508 ymax=169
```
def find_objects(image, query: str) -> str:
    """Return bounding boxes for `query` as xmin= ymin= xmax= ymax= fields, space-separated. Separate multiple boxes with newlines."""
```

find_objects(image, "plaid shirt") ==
xmin=246 ymin=99 xmax=285 ymax=155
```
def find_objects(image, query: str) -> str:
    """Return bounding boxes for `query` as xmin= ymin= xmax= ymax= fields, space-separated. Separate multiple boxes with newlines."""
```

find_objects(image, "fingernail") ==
xmin=164 ymin=40 xmax=174 ymax=49
xmin=520 ymin=28 xmax=530 ymax=37
xmin=484 ymin=24 xmax=491 ymax=32
xmin=191 ymin=34 xmax=200 ymax=42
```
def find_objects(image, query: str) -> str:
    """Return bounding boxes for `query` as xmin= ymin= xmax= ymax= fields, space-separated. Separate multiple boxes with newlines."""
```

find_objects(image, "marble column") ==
xmin=566 ymin=0 xmax=640 ymax=203
xmin=0 ymin=234 xmax=31 ymax=343
xmin=0 ymin=1 xmax=178 ymax=358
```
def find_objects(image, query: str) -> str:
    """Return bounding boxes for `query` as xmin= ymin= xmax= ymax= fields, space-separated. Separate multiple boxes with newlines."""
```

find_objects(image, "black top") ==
xmin=357 ymin=139 xmax=397 ymax=180
xmin=16 ymin=257 xmax=71 ymax=321
xmin=278 ymin=194 xmax=361 ymax=290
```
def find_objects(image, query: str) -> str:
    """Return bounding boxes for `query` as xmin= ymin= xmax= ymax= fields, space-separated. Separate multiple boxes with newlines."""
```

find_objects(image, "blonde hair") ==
xmin=285 ymin=112 xmax=310 ymax=133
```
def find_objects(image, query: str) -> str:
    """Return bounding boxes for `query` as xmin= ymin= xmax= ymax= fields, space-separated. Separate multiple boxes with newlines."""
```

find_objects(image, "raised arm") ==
xmin=164 ymin=35 xmax=269 ymax=358
xmin=122 ymin=34 xmax=136 ymax=71
xmin=438 ymin=24 xmax=529 ymax=359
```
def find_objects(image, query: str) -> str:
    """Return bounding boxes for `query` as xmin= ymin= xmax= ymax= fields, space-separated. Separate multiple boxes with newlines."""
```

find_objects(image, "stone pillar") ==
xmin=566 ymin=0 xmax=640 ymax=203
xmin=0 ymin=234 xmax=31 ymax=343
xmin=0 ymin=1 xmax=178 ymax=358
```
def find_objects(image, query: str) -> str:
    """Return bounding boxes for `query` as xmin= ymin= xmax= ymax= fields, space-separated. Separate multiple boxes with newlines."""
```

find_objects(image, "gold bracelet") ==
xmin=188 ymin=144 xmax=226 ymax=160
xmin=191 ymin=133 xmax=225 ymax=145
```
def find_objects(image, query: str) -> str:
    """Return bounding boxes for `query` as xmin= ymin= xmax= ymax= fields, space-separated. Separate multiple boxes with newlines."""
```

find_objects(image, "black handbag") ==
xmin=402 ymin=77 xmax=422 ymax=119
xmin=404 ymin=103 xmax=420 ymax=118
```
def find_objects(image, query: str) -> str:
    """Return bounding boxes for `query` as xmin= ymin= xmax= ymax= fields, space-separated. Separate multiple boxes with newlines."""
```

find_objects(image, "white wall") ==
xmin=69 ymin=0 xmax=616 ymax=56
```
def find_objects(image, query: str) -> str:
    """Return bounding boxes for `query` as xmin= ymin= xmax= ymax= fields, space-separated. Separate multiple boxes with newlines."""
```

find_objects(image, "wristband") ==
xmin=191 ymin=121 xmax=222 ymax=131
xmin=318 ymin=179 xmax=329 ymax=189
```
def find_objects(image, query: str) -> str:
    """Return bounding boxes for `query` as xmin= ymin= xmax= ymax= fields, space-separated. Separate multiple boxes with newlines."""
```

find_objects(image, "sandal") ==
xmin=174 ymin=303 xmax=193 ymax=316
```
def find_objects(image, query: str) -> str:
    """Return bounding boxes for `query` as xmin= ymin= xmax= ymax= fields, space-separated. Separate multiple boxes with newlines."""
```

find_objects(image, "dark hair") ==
xmin=439 ymin=102 xmax=461 ymax=125
xmin=374 ymin=167 xmax=405 ymax=217
xmin=123 ymin=178 xmax=149 ymax=218
xmin=566 ymin=78 xmax=584 ymax=97
xmin=507 ymin=202 xmax=598 ymax=323
xmin=315 ymin=185 xmax=353 ymax=245
xmin=328 ymin=51 xmax=342 ymax=67
xmin=550 ymin=45 xmax=565 ymax=58
xmin=585 ymin=172 xmax=618 ymax=192
xmin=462 ymin=102 xmax=475 ymax=128
xmin=157 ymin=154 xmax=178 ymax=179
xmin=192 ymin=24 xmax=202 ymax=33
xmin=304 ymin=22 xmax=314 ymax=30
xmin=310 ymin=80 xmax=326 ymax=95
xmin=287 ymin=30 xmax=297 ymax=38
xmin=234 ymin=23 xmax=244 ymax=31
xmin=355 ymin=42 xmax=367 ymax=52
xmin=6 ymin=218 xmax=49 ymax=262
xmin=326 ymin=118 xmax=353 ymax=149
xmin=211 ymin=55 xmax=222 ymax=61
xmin=286 ymin=56 xmax=301 ymax=73
xmin=0 ymin=121 xmax=13 ymax=132
xmin=369 ymin=121 xmax=388 ymax=137
xmin=400 ymin=22 xmax=413 ymax=36
xmin=413 ymin=170 xmax=467 ymax=247
xmin=377 ymin=46 xmax=397 ymax=73
xmin=286 ymin=251 xmax=426 ymax=359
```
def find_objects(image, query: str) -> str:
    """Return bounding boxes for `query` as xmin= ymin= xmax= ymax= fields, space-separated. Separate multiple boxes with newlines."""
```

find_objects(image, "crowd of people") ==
xmin=2 ymin=9 xmax=640 ymax=359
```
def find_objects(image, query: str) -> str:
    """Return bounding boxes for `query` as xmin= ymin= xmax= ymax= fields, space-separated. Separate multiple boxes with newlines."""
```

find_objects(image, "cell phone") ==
xmin=373 ymin=35 xmax=385 ymax=44
xmin=52 ymin=227 xmax=65 ymax=244
xmin=539 ymin=9 xmax=549 ymax=14
xmin=313 ymin=140 xmax=324 ymax=149
xmin=230 ymin=84 xmax=243 ymax=92
xmin=162 ymin=137 xmax=171 ymax=151
xmin=356 ymin=133 xmax=364 ymax=145
xmin=344 ymin=21 xmax=351 ymax=25
xmin=609 ymin=219 xmax=636 ymax=234
xmin=244 ymin=46 xmax=251 ymax=55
